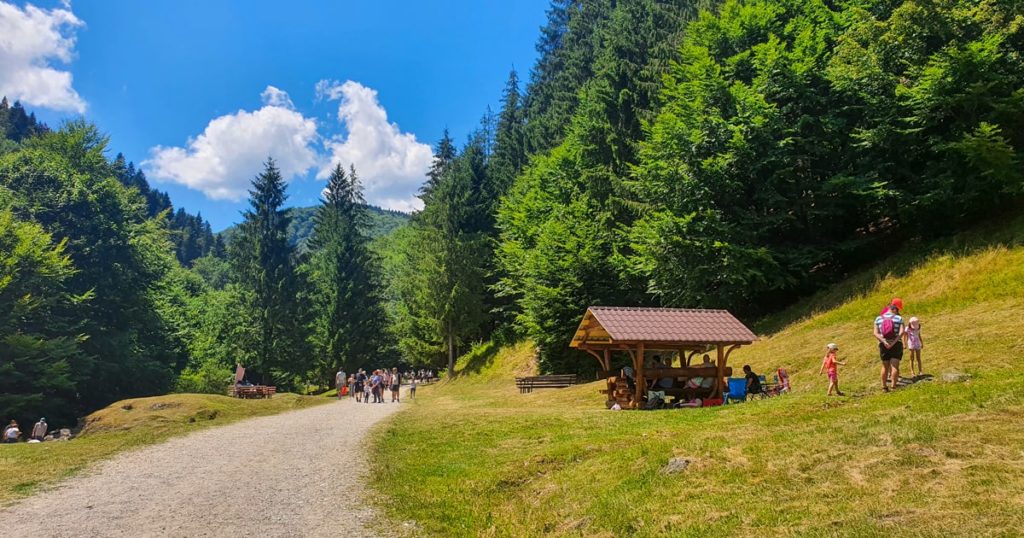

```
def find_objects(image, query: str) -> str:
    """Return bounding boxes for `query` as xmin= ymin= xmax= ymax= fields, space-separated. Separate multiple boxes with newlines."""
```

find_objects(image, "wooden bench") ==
xmin=228 ymin=385 xmax=277 ymax=399
xmin=515 ymin=375 xmax=578 ymax=393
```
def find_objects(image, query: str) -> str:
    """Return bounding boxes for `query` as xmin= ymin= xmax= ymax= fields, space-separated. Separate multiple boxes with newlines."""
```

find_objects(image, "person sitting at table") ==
xmin=621 ymin=366 xmax=636 ymax=393
xmin=652 ymin=355 xmax=674 ymax=389
xmin=743 ymin=365 xmax=762 ymax=397
xmin=699 ymin=354 xmax=715 ymax=368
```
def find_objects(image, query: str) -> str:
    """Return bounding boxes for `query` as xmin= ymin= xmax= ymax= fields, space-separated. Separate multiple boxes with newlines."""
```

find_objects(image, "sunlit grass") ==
xmin=371 ymin=214 xmax=1024 ymax=536
xmin=0 ymin=392 xmax=328 ymax=505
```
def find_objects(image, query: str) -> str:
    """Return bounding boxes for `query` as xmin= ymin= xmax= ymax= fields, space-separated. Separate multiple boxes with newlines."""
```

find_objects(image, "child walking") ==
xmin=820 ymin=343 xmax=847 ymax=396
xmin=905 ymin=317 xmax=924 ymax=377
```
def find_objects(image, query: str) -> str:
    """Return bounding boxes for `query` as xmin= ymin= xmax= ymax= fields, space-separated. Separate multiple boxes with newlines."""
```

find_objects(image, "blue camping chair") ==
xmin=725 ymin=378 xmax=747 ymax=403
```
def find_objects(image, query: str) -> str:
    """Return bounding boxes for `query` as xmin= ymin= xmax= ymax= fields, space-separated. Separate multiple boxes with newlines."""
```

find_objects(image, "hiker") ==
xmin=336 ymin=368 xmax=347 ymax=400
xmin=743 ymin=365 xmax=762 ymax=397
xmin=408 ymin=377 xmax=417 ymax=400
xmin=4 ymin=420 xmax=20 ymax=443
xmin=354 ymin=369 xmax=366 ymax=403
xmin=390 ymin=368 xmax=401 ymax=403
xmin=874 ymin=300 xmax=907 ymax=391
xmin=31 ymin=418 xmax=47 ymax=441
xmin=370 ymin=370 xmax=383 ymax=403
xmin=905 ymin=317 xmax=924 ymax=377
xmin=819 ymin=343 xmax=846 ymax=396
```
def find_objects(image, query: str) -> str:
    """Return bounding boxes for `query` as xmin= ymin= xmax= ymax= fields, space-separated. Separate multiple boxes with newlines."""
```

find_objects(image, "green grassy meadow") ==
xmin=371 ymin=214 xmax=1024 ymax=537
xmin=0 ymin=392 xmax=329 ymax=505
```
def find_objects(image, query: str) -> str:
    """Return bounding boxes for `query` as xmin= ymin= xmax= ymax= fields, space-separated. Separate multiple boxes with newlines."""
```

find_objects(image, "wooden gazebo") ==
xmin=570 ymin=307 xmax=757 ymax=407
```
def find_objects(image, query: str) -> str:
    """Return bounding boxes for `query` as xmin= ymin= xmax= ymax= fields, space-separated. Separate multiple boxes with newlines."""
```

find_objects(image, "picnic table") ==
xmin=229 ymin=385 xmax=276 ymax=399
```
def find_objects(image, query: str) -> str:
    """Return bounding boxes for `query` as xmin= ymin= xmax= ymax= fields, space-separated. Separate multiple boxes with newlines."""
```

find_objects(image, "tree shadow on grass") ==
xmin=754 ymin=209 xmax=1024 ymax=335
xmin=454 ymin=341 xmax=500 ymax=378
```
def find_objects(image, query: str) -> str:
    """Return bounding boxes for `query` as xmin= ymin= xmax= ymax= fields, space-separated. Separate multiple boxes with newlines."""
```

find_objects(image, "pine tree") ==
xmin=229 ymin=158 xmax=308 ymax=385
xmin=420 ymin=129 xmax=457 ymax=204
xmin=488 ymin=69 xmax=527 ymax=205
xmin=417 ymin=142 xmax=490 ymax=374
xmin=307 ymin=164 xmax=390 ymax=385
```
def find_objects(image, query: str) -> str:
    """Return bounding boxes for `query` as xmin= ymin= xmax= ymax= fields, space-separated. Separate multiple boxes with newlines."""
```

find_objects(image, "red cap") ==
xmin=891 ymin=297 xmax=903 ymax=311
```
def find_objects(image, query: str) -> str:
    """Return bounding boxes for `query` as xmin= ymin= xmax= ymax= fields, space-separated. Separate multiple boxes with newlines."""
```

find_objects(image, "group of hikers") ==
xmin=4 ymin=418 xmax=48 ymax=443
xmin=819 ymin=297 xmax=925 ymax=396
xmin=334 ymin=368 xmax=421 ymax=404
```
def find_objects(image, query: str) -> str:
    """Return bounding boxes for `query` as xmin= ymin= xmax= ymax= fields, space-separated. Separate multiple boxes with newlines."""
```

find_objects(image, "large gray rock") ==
xmin=660 ymin=457 xmax=691 ymax=474
xmin=942 ymin=371 xmax=971 ymax=383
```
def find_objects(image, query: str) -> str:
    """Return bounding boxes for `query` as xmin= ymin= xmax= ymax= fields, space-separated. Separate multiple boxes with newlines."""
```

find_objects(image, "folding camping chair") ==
xmin=725 ymin=377 xmax=747 ymax=403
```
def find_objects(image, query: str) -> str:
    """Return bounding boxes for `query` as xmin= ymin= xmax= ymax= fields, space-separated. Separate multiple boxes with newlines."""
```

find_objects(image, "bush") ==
xmin=175 ymin=360 xmax=232 ymax=395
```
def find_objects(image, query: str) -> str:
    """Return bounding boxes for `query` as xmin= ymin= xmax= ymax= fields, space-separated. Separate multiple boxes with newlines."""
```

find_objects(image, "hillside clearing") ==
xmin=371 ymin=215 xmax=1024 ymax=537
xmin=0 ymin=392 xmax=329 ymax=505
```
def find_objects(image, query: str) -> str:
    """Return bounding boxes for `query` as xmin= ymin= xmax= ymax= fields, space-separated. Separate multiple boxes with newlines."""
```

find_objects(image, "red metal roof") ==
xmin=580 ymin=306 xmax=756 ymax=345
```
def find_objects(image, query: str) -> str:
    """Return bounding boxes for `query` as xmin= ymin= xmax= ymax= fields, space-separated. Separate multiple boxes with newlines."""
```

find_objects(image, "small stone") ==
xmin=660 ymin=457 xmax=691 ymax=474
xmin=941 ymin=371 xmax=971 ymax=383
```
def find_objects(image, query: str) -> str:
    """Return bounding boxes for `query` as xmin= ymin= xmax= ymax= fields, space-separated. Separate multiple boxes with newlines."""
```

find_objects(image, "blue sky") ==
xmin=2 ymin=0 xmax=548 ymax=230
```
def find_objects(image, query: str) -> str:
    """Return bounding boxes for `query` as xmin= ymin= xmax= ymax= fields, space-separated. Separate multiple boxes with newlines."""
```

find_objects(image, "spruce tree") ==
xmin=307 ymin=164 xmax=390 ymax=383
xmin=420 ymin=129 xmax=457 ymax=204
xmin=229 ymin=158 xmax=307 ymax=385
xmin=489 ymin=69 xmax=527 ymax=208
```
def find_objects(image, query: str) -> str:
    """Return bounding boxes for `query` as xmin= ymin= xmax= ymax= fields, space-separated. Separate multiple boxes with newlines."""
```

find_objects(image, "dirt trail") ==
xmin=0 ymin=399 xmax=400 ymax=537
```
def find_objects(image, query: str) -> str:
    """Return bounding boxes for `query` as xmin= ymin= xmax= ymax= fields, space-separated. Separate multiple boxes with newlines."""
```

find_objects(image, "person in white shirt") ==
xmin=335 ymin=368 xmax=347 ymax=400
xmin=31 ymin=418 xmax=47 ymax=441
xmin=4 ymin=420 xmax=21 ymax=443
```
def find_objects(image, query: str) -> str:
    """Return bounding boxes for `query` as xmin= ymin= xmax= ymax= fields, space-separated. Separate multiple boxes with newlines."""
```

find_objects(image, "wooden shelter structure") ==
xmin=570 ymin=307 xmax=757 ymax=407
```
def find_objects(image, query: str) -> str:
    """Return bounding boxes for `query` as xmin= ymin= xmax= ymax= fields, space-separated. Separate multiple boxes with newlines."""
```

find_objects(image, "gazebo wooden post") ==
xmin=603 ymin=349 xmax=613 ymax=402
xmin=635 ymin=342 xmax=646 ymax=406
xmin=714 ymin=344 xmax=725 ymax=399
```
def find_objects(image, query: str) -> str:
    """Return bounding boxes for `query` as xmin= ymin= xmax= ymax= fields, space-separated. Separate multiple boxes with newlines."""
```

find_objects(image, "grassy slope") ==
xmin=372 ymin=214 xmax=1024 ymax=537
xmin=0 ymin=393 xmax=328 ymax=505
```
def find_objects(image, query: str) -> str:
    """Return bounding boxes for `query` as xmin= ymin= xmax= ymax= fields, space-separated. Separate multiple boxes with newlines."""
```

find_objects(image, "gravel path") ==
xmin=0 ymin=399 xmax=401 ymax=537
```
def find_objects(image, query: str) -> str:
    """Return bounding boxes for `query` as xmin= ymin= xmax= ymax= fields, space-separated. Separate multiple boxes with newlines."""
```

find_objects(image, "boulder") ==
xmin=660 ymin=457 xmax=691 ymax=475
xmin=941 ymin=371 xmax=971 ymax=383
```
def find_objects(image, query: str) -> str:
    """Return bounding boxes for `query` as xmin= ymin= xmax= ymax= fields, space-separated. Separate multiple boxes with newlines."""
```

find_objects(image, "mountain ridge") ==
xmin=219 ymin=204 xmax=410 ymax=251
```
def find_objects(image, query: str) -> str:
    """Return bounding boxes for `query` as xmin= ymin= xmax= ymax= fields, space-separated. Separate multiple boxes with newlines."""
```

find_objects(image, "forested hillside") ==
xmin=380 ymin=0 xmax=1024 ymax=374
xmin=219 ymin=204 xmax=409 ymax=252
xmin=2 ymin=0 xmax=1022 ymax=430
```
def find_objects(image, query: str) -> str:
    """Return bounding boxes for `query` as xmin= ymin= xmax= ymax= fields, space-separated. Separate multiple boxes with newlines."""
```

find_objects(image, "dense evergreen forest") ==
xmin=2 ymin=0 xmax=1022 ymax=427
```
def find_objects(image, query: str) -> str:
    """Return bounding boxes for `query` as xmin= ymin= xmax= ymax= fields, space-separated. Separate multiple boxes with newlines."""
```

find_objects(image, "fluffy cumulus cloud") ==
xmin=144 ymin=87 xmax=318 ymax=200
xmin=316 ymin=80 xmax=432 ymax=212
xmin=0 ymin=1 xmax=85 ymax=112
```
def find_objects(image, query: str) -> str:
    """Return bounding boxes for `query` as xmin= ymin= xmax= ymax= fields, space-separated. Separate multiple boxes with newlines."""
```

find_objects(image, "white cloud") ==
xmin=144 ymin=87 xmax=317 ymax=200
xmin=260 ymin=85 xmax=293 ymax=109
xmin=0 ymin=1 xmax=85 ymax=112
xmin=317 ymin=80 xmax=432 ymax=212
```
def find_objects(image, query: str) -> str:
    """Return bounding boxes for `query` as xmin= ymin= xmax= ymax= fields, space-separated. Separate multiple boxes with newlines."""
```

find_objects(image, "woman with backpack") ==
xmin=874 ymin=300 xmax=907 ymax=392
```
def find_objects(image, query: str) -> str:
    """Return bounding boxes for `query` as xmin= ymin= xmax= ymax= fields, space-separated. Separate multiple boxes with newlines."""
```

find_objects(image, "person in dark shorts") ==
xmin=390 ymin=367 xmax=401 ymax=403
xmin=874 ymin=302 xmax=906 ymax=392
xmin=354 ymin=369 xmax=366 ymax=402
xmin=743 ymin=365 xmax=762 ymax=398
